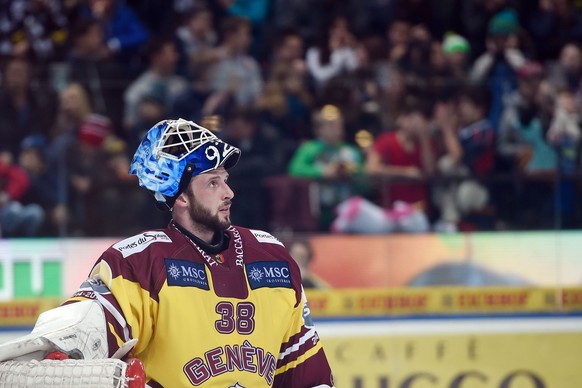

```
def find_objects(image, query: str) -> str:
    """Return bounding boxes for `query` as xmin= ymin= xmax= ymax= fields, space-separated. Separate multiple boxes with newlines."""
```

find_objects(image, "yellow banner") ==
xmin=0 ymin=299 xmax=61 ymax=326
xmin=325 ymin=332 xmax=582 ymax=387
xmin=2 ymin=287 xmax=582 ymax=326
xmin=306 ymin=287 xmax=582 ymax=316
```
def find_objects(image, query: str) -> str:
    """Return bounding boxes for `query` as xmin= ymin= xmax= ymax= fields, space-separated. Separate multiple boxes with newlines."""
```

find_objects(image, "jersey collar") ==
xmin=171 ymin=221 xmax=230 ymax=254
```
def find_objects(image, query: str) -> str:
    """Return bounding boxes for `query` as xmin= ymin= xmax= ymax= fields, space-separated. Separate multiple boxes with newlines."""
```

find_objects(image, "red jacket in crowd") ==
xmin=0 ymin=159 xmax=30 ymax=203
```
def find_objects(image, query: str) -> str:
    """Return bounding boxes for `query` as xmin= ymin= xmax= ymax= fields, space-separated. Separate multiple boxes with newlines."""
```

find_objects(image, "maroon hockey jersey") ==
xmin=67 ymin=222 xmax=334 ymax=387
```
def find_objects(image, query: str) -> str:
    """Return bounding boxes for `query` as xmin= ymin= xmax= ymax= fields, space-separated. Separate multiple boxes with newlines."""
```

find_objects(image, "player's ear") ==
xmin=175 ymin=193 xmax=188 ymax=208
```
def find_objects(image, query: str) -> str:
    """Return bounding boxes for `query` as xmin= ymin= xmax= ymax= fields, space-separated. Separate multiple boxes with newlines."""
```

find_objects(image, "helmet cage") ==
xmin=155 ymin=119 xmax=217 ymax=162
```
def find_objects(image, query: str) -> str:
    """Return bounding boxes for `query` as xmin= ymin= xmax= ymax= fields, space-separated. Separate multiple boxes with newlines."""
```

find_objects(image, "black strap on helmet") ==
xmin=156 ymin=163 xmax=197 ymax=211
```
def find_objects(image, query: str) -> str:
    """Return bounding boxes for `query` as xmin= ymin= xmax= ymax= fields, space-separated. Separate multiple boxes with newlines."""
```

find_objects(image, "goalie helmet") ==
xmin=129 ymin=118 xmax=240 ymax=206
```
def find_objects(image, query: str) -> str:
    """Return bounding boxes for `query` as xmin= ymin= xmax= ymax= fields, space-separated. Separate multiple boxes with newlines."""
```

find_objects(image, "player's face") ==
xmin=185 ymin=167 xmax=234 ymax=231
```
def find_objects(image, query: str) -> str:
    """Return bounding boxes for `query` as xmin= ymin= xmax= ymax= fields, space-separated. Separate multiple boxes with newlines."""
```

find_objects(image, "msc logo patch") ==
xmin=113 ymin=231 xmax=172 ymax=258
xmin=165 ymin=259 xmax=209 ymax=290
xmin=246 ymin=261 xmax=292 ymax=289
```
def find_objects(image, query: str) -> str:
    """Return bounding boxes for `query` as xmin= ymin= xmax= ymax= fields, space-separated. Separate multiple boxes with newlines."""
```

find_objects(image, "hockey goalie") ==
xmin=0 ymin=118 xmax=335 ymax=387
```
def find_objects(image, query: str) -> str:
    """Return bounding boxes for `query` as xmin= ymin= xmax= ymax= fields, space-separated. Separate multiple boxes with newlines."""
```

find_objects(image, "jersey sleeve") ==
xmin=273 ymin=287 xmax=334 ymax=387
xmin=65 ymin=249 xmax=161 ymax=357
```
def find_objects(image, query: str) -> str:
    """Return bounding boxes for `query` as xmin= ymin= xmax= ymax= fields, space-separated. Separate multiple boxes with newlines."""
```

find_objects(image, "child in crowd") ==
xmin=434 ymin=85 xmax=496 ymax=232
xmin=288 ymin=105 xmax=364 ymax=230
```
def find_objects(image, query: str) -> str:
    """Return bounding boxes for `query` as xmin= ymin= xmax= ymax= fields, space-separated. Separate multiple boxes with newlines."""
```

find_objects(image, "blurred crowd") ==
xmin=2 ymin=0 xmax=582 ymax=237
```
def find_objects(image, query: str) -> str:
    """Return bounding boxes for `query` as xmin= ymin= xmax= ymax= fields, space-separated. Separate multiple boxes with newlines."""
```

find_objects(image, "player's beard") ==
xmin=185 ymin=190 xmax=231 ymax=232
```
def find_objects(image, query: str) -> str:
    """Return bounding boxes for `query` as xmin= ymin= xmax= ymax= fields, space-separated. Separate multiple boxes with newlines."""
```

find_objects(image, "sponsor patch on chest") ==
xmin=246 ymin=261 xmax=292 ymax=289
xmin=113 ymin=231 xmax=172 ymax=258
xmin=165 ymin=259 xmax=209 ymax=290
xmin=249 ymin=229 xmax=284 ymax=246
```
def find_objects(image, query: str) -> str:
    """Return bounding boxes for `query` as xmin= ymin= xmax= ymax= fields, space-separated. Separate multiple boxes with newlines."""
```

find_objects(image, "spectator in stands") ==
xmin=528 ymin=0 xmax=582 ymax=61
xmin=376 ymin=67 xmax=408 ymax=131
xmin=0 ymin=57 xmax=57 ymax=160
xmin=497 ymin=62 xmax=556 ymax=228
xmin=172 ymin=7 xmax=221 ymax=122
xmin=315 ymin=71 xmax=372 ymax=144
xmin=470 ymin=8 xmax=526 ymax=131
xmin=216 ymin=0 xmax=269 ymax=58
xmin=0 ymin=0 xmax=69 ymax=61
xmin=397 ymin=23 xmax=434 ymax=89
xmin=358 ymin=33 xmax=390 ymax=88
xmin=433 ymin=85 xmax=496 ymax=232
xmin=264 ymin=29 xmax=312 ymax=136
xmin=269 ymin=29 xmax=305 ymax=70
xmin=498 ymin=62 xmax=555 ymax=174
xmin=287 ymin=238 xmax=328 ymax=289
xmin=18 ymin=135 xmax=66 ymax=236
xmin=174 ymin=5 xmax=217 ymax=79
xmin=385 ymin=17 xmax=412 ymax=65
xmin=82 ymin=0 xmax=149 ymax=64
xmin=51 ymin=83 xmax=95 ymax=153
xmin=256 ymin=62 xmax=313 ymax=143
xmin=67 ymin=17 xmax=127 ymax=129
xmin=306 ymin=14 xmax=360 ymax=88
xmin=207 ymin=16 xmax=263 ymax=109
xmin=220 ymin=107 xmax=288 ymax=230
xmin=288 ymin=104 xmax=365 ymax=230
xmin=365 ymin=100 xmax=435 ymax=211
xmin=441 ymin=32 xmax=471 ymax=86
xmin=460 ymin=0 xmax=511 ymax=57
xmin=176 ymin=10 xmax=278 ymax=121
xmin=68 ymin=17 xmax=112 ymax=61
xmin=0 ymin=149 xmax=44 ymax=237
xmin=549 ymin=90 xmax=582 ymax=146
xmin=315 ymin=26 xmax=390 ymax=142
xmin=546 ymin=43 xmax=582 ymax=93
xmin=428 ymin=38 xmax=450 ymax=89
xmin=346 ymin=38 xmax=390 ymax=138
xmin=49 ymin=83 xmax=122 ymax=235
xmin=547 ymin=89 xmax=582 ymax=227
xmin=123 ymin=37 xmax=188 ymax=130
xmin=65 ymin=114 xmax=115 ymax=236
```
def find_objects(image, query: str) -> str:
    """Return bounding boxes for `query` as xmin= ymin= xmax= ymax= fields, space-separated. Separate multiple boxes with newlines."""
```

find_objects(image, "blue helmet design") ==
xmin=129 ymin=118 xmax=240 ymax=204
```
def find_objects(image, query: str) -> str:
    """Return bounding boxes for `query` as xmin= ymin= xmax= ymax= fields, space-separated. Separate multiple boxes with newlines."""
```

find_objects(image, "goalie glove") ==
xmin=0 ymin=300 xmax=136 ymax=362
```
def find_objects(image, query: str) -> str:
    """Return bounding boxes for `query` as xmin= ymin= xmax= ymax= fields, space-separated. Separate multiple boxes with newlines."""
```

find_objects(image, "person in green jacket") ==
xmin=288 ymin=104 xmax=364 ymax=229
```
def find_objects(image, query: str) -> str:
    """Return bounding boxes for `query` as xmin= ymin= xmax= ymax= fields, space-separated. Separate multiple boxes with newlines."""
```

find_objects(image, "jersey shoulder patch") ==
xmin=112 ymin=231 xmax=173 ymax=258
xmin=249 ymin=229 xmax=284 ymax=247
